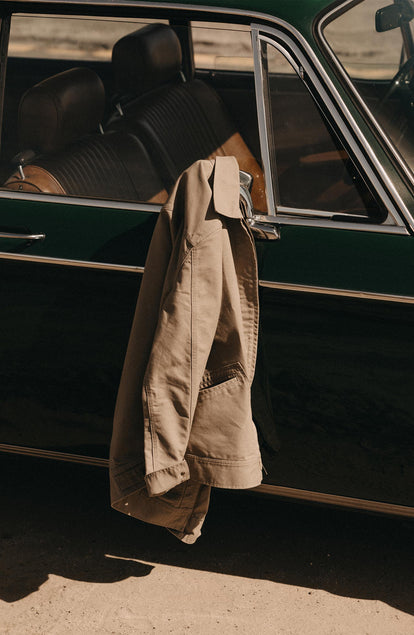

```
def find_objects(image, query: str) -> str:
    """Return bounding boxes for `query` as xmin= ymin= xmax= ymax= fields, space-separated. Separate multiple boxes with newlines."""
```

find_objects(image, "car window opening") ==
xmin=259 ymin=37 xmax=387 ymax=224
xmin=0 ymin=11 xmax=388 ymax=225
xmin=0 ymin=15 xmax=267 ymax=213
xmin=324 ymin=0 xmax=414 ymax=189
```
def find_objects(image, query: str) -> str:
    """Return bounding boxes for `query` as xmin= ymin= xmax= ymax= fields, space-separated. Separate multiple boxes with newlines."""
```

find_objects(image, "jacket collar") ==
xmin=213 ymin=156 xmax=242 ymax=219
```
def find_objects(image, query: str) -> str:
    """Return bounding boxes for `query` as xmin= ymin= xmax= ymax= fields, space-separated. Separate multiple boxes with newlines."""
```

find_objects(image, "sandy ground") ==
xmin=0 ymin=456 xmax=413 ymax=635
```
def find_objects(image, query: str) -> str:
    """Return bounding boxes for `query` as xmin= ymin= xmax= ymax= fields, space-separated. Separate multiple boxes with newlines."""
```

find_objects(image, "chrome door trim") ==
xmin=251 ymin=23 xmax=409 ymax=231
xmin=0 ymin=231 xmax=45 ymax=239
xmin=1 ymin=443 xmax=412 ymax=518
xmin=317 ymin=0 xmax=414 ymax=198
xmin=0 ymin=189 xmax=162 ymax=213
xmin=256 ymin=484 xmax=414 ymax=519
xmin=0 ymin=443 xmax=108 ymax=467
xmin=0 ymin=250 xmax=145 ymax=272
xmin=2 ymin=253 xmax=413 ymax=304
xmin=259 ymin=279 xmax=414 ymax=304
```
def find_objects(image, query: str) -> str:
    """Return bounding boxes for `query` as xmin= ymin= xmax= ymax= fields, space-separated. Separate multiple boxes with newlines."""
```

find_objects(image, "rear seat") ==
xmin=4 ymin=27 xmax=267 ymax=211
xmin=108 ymin=24 xmax=267 ymax=212
xmin=3 ymin=67 xmax=167 ymax=203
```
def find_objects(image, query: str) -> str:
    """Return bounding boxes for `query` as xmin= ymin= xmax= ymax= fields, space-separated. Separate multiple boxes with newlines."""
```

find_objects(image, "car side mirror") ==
xmin=376 ymin=1 xmax=414 ymax=32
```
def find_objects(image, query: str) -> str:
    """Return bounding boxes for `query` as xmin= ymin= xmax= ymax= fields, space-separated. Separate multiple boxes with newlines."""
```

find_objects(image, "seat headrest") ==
xmin=112 ymin=23 xmax=182 ymax=95
xmin=18 ymin=67 xmax=105 ymax=154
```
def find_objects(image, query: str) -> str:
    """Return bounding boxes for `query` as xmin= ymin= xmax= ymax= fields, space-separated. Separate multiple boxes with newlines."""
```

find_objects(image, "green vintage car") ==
xmin=0 ymin=0 xmax=413 ymax=518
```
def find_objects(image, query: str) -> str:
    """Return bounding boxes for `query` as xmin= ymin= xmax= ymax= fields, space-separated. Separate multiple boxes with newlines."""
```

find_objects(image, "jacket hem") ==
xmin=111 ymin=478 xmax=211 ymax=543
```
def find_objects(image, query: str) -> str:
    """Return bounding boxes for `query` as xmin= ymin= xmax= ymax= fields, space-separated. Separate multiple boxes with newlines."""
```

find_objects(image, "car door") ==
xmin=0 ymin=11 xmax=160 ymax=463
xmin=0 ymin=199 xmax=158 ymax=462
xmin=251 ymin=24 xmax=414 ymax=512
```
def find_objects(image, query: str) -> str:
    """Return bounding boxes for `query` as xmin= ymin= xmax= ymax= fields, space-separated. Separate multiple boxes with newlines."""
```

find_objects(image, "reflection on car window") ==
xmin=324 ymin=0 xmax=414 ymax=177
xmin=260 ymin=40 xmax=386 ymax=222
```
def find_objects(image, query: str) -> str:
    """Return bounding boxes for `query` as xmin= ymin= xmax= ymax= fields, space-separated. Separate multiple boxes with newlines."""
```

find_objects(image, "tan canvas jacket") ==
xmin=109 ymin=156 xmax=262 ymax=542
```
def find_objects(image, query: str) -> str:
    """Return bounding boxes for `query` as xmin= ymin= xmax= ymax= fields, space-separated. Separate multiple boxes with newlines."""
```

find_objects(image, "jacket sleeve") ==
xmin=109 ymin=206 xmax=174 ymax=498
xmin=142 ymin=220 xmax=225 ymax=496
xmin=142 ymin=162 xmax=228 ymax=497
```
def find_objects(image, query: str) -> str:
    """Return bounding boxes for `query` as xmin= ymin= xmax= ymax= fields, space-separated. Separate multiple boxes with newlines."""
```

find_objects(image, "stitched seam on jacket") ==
xmin=145 ymin=462 xmax=187 ymax=478
xmin=197 ymin=374 xmax=242 ymax=398
xmin=185 ymin=223 xmax=223 ymax=251
xmin=185 ymin=453 xmax=261 ymax=465
xmin=188 ymin=226 xmax=223 ymax=418
xmin=165 ymin=225 xmax=221 ymax=287
xmin=164 ymin=226 xmax=222 ymax=302
xmin=144 ymin=384 xmax=157 ymax=473
xmin=189 ymin=479 xmax=260 ymax=490
xmin=239 ymin=219 xmax=259 ymax=381
xmin=199 ymin=361 xmax=246 ymax=390
xmin=190 ymin=248 xmax=195 ymax=421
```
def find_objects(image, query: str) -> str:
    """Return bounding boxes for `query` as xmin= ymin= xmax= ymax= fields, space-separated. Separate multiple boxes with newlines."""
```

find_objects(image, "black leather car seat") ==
xmin=3 ymin=67 xmax=167 ymax=203
xmin=109 ymin=24 xmax=267 ymax=211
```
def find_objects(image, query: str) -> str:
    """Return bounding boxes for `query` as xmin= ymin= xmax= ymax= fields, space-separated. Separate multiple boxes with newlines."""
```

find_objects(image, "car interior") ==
xmin=0 ymin=19 xmax=267 ymax=211
xmin=0 ymin=11 xmax=387 ymax=222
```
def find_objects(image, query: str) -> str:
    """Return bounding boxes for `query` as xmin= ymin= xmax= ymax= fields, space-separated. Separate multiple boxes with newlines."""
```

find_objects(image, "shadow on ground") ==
xmin=0 ymin=455 xmax=412 ymax=615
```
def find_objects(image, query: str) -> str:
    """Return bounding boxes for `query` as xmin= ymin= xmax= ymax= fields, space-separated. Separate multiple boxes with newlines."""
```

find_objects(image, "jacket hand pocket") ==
xmin=199 ymin=362 xmax=245 ymax=392
xmin=189 ymin=362 xmax=259 ymax=463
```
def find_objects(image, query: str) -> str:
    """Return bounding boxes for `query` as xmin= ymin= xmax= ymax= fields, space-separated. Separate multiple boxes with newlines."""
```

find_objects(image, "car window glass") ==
xmin=9 ymin=14 xmax=168 ymax=61
xmin=324 ymin=0 xmax=403 ymax=80
xmin=1 ymin=14 xmax=265 ymax=212
xmin=191 ymin=21 xmax=255 ymax=71
xmin=323 ymin=0 xmax=414 ymax=179
xmin=260 ymin=39 xmax=386 ymax=222
xmin=1 ymin=14 xmax=171 ymax=203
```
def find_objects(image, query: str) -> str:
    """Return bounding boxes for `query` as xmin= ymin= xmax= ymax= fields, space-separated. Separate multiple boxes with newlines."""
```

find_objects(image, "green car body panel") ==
xmin=0 ymin=0 xmax=413 ymax=515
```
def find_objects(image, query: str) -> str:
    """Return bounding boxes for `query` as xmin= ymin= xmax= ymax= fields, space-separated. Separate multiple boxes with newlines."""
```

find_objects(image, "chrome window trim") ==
xmin=251 ymin=23 xmax=409 ymax=232
xmin=276 ymin=204 xmax=388 ymax=221
xmin=252 ymin=27 xmax=277 ymax=213
xmin=317 ymin=0 xmax=414 ymax=201
xmin=0 ymin=189 xmax=163 ymax=213
xmin=253 ymin=213 xmax=408 ymax=234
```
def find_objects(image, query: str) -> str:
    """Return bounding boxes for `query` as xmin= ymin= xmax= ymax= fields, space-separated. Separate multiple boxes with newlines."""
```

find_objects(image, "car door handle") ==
xmin=0 ymin=231 xmax=45 ymax=240
xmin=247 ymin=218 xmax=280 ymax=240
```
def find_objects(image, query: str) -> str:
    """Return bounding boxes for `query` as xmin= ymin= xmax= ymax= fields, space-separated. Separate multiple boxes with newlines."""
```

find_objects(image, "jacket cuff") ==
xmin=145 ymin=460 xmax=190 ymax=496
